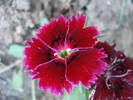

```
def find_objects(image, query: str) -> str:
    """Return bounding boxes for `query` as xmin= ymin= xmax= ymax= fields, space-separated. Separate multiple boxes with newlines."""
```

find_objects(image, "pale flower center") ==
xmin=54 ymin=48 xmax=71 ymax=59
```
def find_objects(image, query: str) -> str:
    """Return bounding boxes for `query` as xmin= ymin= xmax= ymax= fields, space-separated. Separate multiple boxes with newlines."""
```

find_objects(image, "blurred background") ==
xmin=0 ymin=0 xmax=132 ymax=100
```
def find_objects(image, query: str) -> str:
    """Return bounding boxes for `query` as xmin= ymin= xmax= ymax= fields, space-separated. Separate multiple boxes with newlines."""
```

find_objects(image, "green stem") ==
xmin=31 ymin=80 xmax=36 ymax=100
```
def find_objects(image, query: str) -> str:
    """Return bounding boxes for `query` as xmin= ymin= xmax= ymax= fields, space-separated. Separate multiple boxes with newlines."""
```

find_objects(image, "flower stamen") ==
xmin=54 ymin=48 xmax=71 ymax=59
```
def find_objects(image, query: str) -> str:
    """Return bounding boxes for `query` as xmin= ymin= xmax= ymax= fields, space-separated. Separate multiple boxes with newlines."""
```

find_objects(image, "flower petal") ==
xmin=66 ymin=48 xmax=107 ymax=87
xmin=93 ymin=77 xmax=114 ymax=100
xmin=23 ymin=38 xmax=54 ymax=71
xmin=36 ymin=16 xmax=68 ymax=50
xmin=114 ymin=79 xmax=133 ymax=100
xmin=92 ymin=42 xmax=133 ymax=100
xmin=31 ymin=59 xmax=72 ymax=95
xmin=73 ymin=27 xmax=99 ymax=48
xmin=67 ymin=14 xmax=99 ymax=48
xmin=95 ymin=42 xmax=125 ymax=64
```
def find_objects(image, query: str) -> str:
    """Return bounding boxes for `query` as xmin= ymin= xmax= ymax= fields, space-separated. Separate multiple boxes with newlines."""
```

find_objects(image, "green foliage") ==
xmin=31 ymin=80 xmax=36 ymax=100
xmin=8 ymin=44 xmax=24 ymax=58
xmin=24 ymin=96 xmax=29 ymax=100
xmin=12 ymin=68 xmax=23 ymax=91
xmin=96 ymin=34 xmax=106 ymax=38
xmin=118 ymin=0 xmax=127 ymax=24
xmin=63 ymin=85 xmax=91 ymax=100
xmin=85 ymin=12 xmax=90 ymax=27
xmin=83 ymin=88 xmax=92 ymax=100
xmin=39 ymin=17 xmax=49 ymax=26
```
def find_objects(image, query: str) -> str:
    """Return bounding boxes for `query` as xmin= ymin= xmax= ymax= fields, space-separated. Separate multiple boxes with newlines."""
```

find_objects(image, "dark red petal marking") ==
xmin=31 ymin=59 xmax=72 ymax=95
xmin=73 ymin=27 xmax=99 ymax=48
xmin=36 ymin=16 xmax=68 ymax=50
xmin=67 ymin=14 xmax=99 ymax=48
xmin=23 ymin=38 xmax=54 ymax=71
xmin=66 ymin=49 xmax=107 ymax=87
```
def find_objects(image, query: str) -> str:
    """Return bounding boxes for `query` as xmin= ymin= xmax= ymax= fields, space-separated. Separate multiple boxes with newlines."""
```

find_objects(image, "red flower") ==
xmin=23 ymin=14 xmax=107 ymax=95
xmin=90 ymin=42 xmax=133 ymax=100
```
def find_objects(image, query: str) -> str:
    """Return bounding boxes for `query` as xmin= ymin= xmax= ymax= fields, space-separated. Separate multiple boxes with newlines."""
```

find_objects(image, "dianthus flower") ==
xmin=23 ymin=14 xmax=107 ymax=95
xmin=90 ymin=42 xmax=133 ymax=100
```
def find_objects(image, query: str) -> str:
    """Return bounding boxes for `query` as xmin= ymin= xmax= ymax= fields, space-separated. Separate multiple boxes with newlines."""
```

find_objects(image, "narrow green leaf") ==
xmin=83 ymin=88 xmax=92 ymax=100
xmin=85 ymin=12 xmax=90 ymax=27
xmin=12 ymin=68 xmax=23 ymax=91
xmin=96 ymin=34 xmax=106 ymax=38
xmin=118 ymin=0 xmax=127 ymax=24
xmin=63 ymin=85 xmax=90 ymax=100
xmin=8 ymin=44 xmax=24 ymax=58
xmin=39 ymin=17 xmax=49 ymax=26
